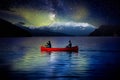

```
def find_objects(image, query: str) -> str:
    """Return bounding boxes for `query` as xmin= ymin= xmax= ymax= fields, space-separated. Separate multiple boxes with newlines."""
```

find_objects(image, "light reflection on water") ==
xmin=0 ymin=37 xmax=120 ymax=80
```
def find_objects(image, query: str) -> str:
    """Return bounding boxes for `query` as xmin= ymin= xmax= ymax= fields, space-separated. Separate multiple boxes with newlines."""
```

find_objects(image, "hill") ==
xmin=90 ymin=25 xmax=120 ymax=36
xmin=0 ymin=19 xmax=31 ymax=37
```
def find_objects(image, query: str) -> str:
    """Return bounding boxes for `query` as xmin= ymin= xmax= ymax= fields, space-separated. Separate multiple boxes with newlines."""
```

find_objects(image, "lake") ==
xmin=0 ymin=37 xmax=120 ymax=80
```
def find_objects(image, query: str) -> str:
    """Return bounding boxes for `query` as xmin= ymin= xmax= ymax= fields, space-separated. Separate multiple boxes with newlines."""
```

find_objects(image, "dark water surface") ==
xmin=0 ymin=37 xmax=120 ymax=80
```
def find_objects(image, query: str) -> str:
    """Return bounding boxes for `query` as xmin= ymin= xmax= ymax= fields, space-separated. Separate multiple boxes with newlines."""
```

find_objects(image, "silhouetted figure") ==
xmin=66 ymin=40 xmax=72 ymax=48
xmin=45 ymin=41 xmax=52 ymax=48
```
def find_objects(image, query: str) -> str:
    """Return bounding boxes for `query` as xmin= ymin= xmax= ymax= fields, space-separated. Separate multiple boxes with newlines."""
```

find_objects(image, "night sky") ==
xmin=0 ymin=0 xmax=120 ymax=27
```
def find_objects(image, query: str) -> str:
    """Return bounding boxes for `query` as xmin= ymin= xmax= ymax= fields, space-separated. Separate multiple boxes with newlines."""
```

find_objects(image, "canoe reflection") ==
xmin=41 ymin=51 xmax=78 ymax=57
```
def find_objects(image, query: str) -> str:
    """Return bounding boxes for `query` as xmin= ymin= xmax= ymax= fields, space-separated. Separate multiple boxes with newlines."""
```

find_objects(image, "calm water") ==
xmin=0 ymin=37 xmax=120 ymax=80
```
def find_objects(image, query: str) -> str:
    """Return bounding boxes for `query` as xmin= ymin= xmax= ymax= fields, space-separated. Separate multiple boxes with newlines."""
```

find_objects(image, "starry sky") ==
xmin=0 ymin=0 xmax=120 ymax=27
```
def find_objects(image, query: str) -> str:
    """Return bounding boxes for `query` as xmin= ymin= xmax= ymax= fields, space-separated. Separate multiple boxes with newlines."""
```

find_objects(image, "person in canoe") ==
xmin=66 ymin=40 xmax=72 ymax=48
xmin=45 ymin=41 xmax=52 ymax=48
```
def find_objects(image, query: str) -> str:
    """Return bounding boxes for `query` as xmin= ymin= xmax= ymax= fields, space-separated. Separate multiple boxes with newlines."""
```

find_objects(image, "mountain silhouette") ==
xmin=16 ymin=22 xmax=95 ymax=36
xmin=90 ymin=25 xmax=120 ymax=36
xmin=35 ymin=22 xmax=95 ymax=36
xmin=2 ymin=19 xmax=111 ymax=36
xmin=0 ymin=19 xmax=31 ymax=37
xmin=29 ymin=28 xmax=70 ymax=36
xmin=16 ymin=23 xmax=71 ymax=36
xmin=0 ymin=19 xmax=69 ymax=37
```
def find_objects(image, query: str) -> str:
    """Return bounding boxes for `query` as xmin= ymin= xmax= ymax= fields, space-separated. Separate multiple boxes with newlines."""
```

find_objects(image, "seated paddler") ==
xmin=45 ymin=41 xmax=52 ymax=48
xmin=66 ymin=40 xmax=72 ymax=48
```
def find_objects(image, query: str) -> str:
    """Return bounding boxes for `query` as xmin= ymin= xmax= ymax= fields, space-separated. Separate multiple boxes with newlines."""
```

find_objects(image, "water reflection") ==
xmin=0 ymin=37 xmax=120 ymax=80
xmin=41 ymin=51 xmax=79 ymax=65
xmin=40 ymin=51 xmax=89 ymax=76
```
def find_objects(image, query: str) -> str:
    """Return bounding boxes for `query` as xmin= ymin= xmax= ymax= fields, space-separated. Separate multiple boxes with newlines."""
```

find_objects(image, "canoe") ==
xmin=41 ymin=46 xmax=78 ymax=52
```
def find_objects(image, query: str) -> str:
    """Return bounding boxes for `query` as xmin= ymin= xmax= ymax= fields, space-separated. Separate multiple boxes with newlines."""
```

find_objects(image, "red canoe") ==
xmin=41 ymin=46 xmax=78 ymax=52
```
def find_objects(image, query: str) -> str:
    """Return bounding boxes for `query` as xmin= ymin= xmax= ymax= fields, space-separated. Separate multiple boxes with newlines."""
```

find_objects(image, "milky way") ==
xmin=7 ymin=0 xmax=91 ymax=27
xmin=0 ymin=0 xmax=120 ymax=27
